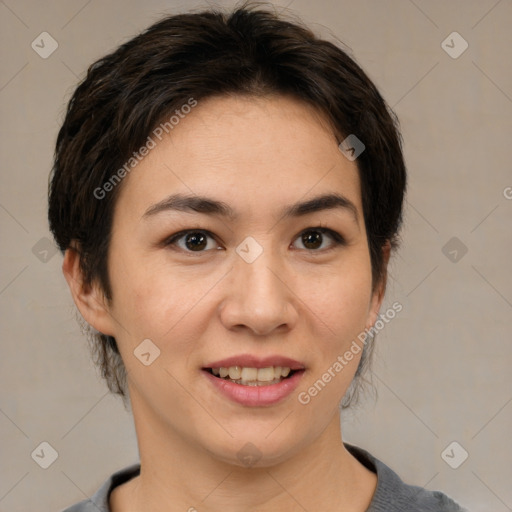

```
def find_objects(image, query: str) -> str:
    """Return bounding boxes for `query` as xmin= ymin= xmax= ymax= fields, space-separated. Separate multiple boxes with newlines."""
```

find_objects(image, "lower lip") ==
xmin=203 ymin=370 xmax=304 ymax=406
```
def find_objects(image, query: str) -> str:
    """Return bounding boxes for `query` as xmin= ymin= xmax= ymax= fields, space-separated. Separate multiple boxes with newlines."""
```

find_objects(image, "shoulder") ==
xmin=345 ymin=444 xmax=469 ymax=512
xmin=58 ymin=463 xmax=141 ymax=512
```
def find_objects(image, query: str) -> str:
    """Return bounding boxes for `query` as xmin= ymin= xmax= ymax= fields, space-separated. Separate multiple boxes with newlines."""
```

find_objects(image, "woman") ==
xmin=50 ymin=3 xmax=468 ymax=511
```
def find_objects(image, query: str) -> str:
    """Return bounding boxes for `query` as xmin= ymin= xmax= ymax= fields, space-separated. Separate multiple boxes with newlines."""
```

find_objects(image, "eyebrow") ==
xmin=142 ymin=192 xmax=359 ymax=224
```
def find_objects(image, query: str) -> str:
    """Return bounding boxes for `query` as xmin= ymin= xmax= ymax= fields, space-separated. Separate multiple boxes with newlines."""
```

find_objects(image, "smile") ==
xmin=207 ymin=366 xmax=294 ymax=386
xmin=202 ymin=355 xmax=305 ymax=406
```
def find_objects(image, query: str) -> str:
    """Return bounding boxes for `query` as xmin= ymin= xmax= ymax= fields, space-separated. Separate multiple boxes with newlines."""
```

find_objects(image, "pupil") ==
xmin=303 ymin=231 xmax=322 ymax=249
xmin=186 ymin=232 xmax=207 ymax=251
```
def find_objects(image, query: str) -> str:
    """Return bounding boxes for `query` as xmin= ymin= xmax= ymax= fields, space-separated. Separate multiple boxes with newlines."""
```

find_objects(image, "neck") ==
xmin=116 ymin=398 xmax=376 ymax=512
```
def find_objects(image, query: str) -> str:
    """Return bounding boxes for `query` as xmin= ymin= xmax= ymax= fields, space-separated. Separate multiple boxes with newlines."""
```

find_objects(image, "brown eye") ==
xmin=183 ymin=232 xmax=208 ymax=251
xmin=302 ymin=231 xmax=323 ymax=249
xmin=292 ymin=227 xmax=345 ymax=251
xmin=165 ymin=230 xmax=218 ymax=252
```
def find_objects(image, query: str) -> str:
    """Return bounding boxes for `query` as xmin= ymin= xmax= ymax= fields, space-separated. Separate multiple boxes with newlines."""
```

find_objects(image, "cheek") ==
xmin=295 ymin=268 xmax=372 ymax=410
xmin=299 ymin=259 xmax=373 ymax=342
xmin=108 ymin=257 xmax=217 ymax=364
xmin=108 ymin=253 xmax=176 ymax=333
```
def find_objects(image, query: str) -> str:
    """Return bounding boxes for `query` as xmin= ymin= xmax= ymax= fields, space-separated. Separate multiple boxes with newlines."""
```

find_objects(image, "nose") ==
xmin=218 ymin=247 xmax=299 ymax=336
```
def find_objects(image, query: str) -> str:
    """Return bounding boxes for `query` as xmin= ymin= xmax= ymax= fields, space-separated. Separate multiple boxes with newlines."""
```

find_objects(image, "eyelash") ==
xmin=163 ymin=226 xmax=346 ymax=255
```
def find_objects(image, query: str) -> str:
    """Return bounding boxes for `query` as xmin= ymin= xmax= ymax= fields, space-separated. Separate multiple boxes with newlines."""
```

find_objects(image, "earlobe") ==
xmin=62 ymin=247 xmax=116 ymax=336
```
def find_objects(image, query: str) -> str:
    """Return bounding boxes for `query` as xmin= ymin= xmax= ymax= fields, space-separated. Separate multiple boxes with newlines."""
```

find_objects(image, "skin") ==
xmin=63 ymin=94 xmax=390 ymax=512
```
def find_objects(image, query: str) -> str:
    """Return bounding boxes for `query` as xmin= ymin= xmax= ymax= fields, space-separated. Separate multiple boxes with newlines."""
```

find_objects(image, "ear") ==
xmin=62 ymin=247 xmax=116 ymax=336
xmin=366 ymin=241 xmax=391 ymax=330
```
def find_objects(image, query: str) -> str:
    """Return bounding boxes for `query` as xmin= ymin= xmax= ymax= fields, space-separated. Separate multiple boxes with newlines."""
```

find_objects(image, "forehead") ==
xmin=114 ymin=95 xmax=363 ymax=223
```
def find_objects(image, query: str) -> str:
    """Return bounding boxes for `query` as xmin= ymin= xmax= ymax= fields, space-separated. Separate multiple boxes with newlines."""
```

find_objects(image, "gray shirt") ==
xmin=60 ymin=444 xmax=468 ymax=511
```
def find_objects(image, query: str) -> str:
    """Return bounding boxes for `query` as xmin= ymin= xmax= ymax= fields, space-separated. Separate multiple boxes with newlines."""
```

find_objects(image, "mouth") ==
xmin=204 ymin=366 xmax=300 ymax=386
xmin=202 ymin=355 xmax=306 ymax=406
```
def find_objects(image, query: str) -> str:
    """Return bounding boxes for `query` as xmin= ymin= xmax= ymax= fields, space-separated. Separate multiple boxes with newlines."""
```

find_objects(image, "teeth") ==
xmin=221 ymin=377 xmax=284 ymax=386
xmin=257 ymin=367 xmax=274 ymax=382
xmin=228 ymin=366 xmax=241 ymax=380
xmin=210 ymin=366 xmax=294 ymax=385
xmin=241 ymin=367 xmax=258 ymax=381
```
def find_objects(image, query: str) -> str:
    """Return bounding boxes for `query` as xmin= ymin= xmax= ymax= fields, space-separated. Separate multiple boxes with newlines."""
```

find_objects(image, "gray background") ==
xmin=1 ymin=1 xmax=511 ymax=511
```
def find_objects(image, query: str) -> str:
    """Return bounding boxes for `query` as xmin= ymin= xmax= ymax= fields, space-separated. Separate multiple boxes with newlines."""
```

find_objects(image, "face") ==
xmin=75 ymin=94 xmax=387 ymax=467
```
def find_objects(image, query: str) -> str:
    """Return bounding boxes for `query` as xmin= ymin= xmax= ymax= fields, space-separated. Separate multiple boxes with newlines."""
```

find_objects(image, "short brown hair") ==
xmin=49 ymin=1 xmax=407 ymax=407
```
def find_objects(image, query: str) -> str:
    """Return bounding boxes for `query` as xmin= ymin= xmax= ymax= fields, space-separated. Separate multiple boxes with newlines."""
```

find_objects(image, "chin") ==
xmin=201 ymin=427 xmax=306 ymax=470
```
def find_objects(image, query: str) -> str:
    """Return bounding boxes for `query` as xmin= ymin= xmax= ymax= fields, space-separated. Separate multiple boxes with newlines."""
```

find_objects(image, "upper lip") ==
xmin=204 ymin=354 xmax=305 ymax=370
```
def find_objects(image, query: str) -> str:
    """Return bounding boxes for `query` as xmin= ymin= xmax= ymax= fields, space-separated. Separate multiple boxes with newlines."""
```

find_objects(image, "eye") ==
xmin=292 ymin=227 xmax=345 ymax=252
xmin=163 ymin=226 xmax=345 ymax=254
xmin=164 ymin=230 xmax=220 ymax=253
